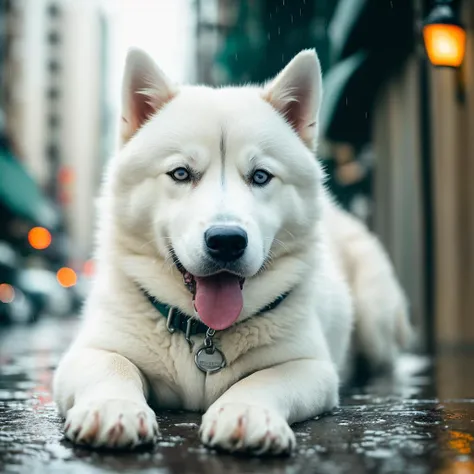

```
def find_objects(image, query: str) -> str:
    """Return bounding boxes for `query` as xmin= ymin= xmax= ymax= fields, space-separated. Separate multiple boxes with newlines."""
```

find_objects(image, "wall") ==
xmin=3 ymin=0 xmax=111 ymax=265
xmin=5 ymin=0 xmax=49 ymax=187
xmin=60 ymin=1 xmax=104 ymax=264
xmin=372 ymin=57 xmax=426 ymax=349
xmin=428 ymin=0 xmax=474 ymax=346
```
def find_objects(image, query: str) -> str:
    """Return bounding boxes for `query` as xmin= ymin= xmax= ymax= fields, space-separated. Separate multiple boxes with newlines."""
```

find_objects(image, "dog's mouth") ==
xmin=172 ymin=251 xmax=245 ymax=331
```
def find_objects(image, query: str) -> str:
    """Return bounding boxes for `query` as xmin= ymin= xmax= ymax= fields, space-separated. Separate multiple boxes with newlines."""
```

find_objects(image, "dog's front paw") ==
xmin=64 ymin=399 xmax=158 ymax=449
xmin=200 ymin=403 xmax=295 ymax=455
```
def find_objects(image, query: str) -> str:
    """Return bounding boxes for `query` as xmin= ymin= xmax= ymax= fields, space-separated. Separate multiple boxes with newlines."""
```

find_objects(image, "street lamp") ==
xmin=423 ymin=0 xmax=466 ymax=68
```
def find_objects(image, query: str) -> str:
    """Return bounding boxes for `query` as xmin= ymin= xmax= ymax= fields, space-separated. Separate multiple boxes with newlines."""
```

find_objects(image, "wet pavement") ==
xmin=1 ymin=317 xmax=474 ymax=474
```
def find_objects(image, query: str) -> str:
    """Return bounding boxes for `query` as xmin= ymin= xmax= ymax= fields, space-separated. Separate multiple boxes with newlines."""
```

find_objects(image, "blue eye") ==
xmin=169 ymin=167 xmax=191 ymax=182
xmin=251 ymin=169 xmax=273 ymax=186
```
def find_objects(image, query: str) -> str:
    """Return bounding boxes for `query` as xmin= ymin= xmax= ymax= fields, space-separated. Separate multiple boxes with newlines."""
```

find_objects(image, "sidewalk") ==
xmin=1 ymin=317 xmax=473 ymax=474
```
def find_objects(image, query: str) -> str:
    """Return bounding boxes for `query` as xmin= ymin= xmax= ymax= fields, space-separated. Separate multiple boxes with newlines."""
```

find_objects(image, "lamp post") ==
xmin=422 ymin=0 xmax=466 ymax=68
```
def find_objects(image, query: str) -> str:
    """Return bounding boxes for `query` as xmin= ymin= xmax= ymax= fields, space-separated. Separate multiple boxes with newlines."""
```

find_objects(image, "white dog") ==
xmin=53 ymin=48 xmax=411 ymax=455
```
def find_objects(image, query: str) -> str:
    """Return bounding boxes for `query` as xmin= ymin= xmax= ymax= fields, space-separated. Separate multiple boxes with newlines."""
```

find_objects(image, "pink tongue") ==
xmin=194 ymin=273 xmax=243 ymax=330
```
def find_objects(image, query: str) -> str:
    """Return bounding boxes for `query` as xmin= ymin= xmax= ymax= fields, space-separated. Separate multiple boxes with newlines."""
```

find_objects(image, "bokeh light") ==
xmin=56 ymin=267 xmax=77 ymax=288
xmin=58 ymin=166 xmax=75 ymax=185
xmin=83 ymin=259 xmax=95 ymax=277
xmin=28 ymin=227 xmax=52 ymax=250
xmin=0 ymin=283 xmax=15 ymax=303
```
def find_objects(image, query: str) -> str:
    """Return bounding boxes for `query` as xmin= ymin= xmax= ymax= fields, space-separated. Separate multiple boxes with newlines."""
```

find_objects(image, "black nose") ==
xmin=205 ymin=226 xmax=248 ymax=262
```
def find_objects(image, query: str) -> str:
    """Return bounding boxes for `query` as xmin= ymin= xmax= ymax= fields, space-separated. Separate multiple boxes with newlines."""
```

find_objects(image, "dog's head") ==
xmin=111 ymin=49 xmax=324 ymax=330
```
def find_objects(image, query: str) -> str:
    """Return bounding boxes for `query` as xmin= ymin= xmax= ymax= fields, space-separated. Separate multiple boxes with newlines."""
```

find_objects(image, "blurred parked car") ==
xmin=0 ymin=241 xmax=36 ymax=324
xmin=0 ymin=240 xmax=83 ymax=325
xmin=16 ymin=268 xmax=74 ymax=318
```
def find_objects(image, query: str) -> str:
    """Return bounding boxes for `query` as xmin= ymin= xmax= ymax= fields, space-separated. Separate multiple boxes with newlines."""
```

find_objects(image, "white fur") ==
xmin=53 ymin=49 xmax=411 ymax=454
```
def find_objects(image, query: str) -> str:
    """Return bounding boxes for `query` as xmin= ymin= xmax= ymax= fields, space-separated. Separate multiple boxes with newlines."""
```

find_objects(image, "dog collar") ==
xmin=144 ymin=288 xmax=290 ymax=374
xmin=145 ymin=290 xmax=290 ymax=337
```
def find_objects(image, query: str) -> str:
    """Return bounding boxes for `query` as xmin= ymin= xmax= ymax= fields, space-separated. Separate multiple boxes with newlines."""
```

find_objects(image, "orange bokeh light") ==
xmin=0 ymin=283 xmax=15 ymax=303
xmin=423 ymin=23 xmax=466 ymax=68
xmin=28 ymin=227 xmax=52 ymax=250
xmin=56 ymin=267 xmax=77 ymax=288
xmin=58 ymin=166 xmax=75 ymax=184
xmin=83 ymin=259 xmax=95 ymax=277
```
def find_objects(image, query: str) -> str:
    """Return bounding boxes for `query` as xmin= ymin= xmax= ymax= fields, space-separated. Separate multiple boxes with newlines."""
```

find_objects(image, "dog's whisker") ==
xmin=281 ymin=228 xmax=296 ymax=241
xmin=139 ymin=238 xmax=157 ymax=250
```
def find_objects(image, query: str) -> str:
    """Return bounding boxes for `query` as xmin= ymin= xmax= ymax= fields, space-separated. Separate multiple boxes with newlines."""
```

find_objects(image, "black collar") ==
xmin=145 ymin=290 xmax=290 ymax=336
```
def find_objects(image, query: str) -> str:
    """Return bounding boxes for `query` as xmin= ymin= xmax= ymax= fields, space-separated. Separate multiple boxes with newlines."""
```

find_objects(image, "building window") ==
xmin=47 ymin=3 xmax=61 ymax=18
xmin=48 ymin=114 xmax=60 ymax=128
xmin=47 ymin=87 xmax=60 ymax=100
xmin=48 ymin=59 xmax=60 ymax=74
xmin=47 ymin=31 xmax=61 ymax=45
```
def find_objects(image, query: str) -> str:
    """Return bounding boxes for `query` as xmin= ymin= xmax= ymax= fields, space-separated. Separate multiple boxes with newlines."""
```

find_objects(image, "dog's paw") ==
xmin=200 ymin=403 xmax=296 ymax=455
xmin=64 ymin=399 xmax=158 ymax=449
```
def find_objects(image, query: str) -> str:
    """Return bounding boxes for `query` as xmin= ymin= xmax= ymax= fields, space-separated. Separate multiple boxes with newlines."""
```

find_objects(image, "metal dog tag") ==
xmin=194 ymin=328 xmax=226 ymax=374
xmin=195 ymin=346 xmax=226 ymax=374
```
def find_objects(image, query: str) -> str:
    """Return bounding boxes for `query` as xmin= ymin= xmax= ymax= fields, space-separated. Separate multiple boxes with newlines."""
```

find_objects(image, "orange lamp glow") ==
xmin=28 ymin=227 xmax=52 ymax=250
xmin=422 ymin=2 xmax=466 ymax=68
xmin=423 ymin=23 xmax=466 ymax=67
xmin=56 ymin=267 xmax=77 ymax=288
xmin=0 ymin=283 xmax=15 ymax=303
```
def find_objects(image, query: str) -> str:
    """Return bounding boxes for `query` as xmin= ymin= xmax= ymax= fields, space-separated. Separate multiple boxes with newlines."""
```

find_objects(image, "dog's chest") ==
xmin=131 ymin=317 xmax=275 ymax=411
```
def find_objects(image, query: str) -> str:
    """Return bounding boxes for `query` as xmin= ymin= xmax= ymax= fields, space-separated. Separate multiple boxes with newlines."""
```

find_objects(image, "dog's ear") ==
xmin=262 ymin=49 xmax=322 ymax=150
xmin=121 ymin=48 xmax=177 ymax=145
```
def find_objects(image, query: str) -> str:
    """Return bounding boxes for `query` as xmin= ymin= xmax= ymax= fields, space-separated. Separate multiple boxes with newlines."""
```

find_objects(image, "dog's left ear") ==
xmin=262 ymin=49 xmax=322 ymax=150
xmin=121 ymin=48 xmax=178 ymax=146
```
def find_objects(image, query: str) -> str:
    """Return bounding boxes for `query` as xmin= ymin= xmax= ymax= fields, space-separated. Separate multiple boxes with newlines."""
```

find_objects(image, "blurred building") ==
xmin=194 ymin=0 xmax=474 ymax=351
xmin=422 ymin=0 xmax=474 ymax=349
xmin=195 ymin=0 xmax=337 ymax=85
xmin=1 ymin=0 xmax=60 ymax=248
xmin=326 ymin=0 xmax=474 ymax=350
xmin=1 ymin=0 xmax=113 ymax=266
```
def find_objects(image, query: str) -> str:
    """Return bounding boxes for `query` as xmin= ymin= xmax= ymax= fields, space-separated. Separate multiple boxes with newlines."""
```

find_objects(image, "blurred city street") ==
xmin=0 ymin=316 xmax=473 ymax=474
xmin=1 ymin=0 xmax=474 ymax=473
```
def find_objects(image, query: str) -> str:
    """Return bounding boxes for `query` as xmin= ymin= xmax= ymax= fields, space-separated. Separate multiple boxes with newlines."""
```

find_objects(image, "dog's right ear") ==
xmin=262 ymin=49 xmax=322 ymax=150
xmin=121 ymin=48 xmax=177 ymax=145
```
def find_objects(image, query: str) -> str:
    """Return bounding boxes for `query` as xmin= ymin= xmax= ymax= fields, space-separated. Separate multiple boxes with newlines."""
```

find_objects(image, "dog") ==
xmin=53 ymin=48 xmax=412 ymax=455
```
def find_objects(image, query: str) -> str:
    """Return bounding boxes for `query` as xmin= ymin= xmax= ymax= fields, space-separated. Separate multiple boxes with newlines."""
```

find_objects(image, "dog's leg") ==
xmin=200 ymin=359 xmax=338 ymax=455
xmin=53 ymin=347 xmax=158 ymax=449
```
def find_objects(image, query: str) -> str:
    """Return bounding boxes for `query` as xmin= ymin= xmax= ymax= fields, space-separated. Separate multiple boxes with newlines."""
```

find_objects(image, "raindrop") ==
xmin=291 ymin=14 xmax=294 ymax=23
xmin=158 ymin=441 xmax=176 ymax=447
xmin=366 ymin=449 xmax=393 ymax=459
xmin=267 ymin=33 xmax=271 ymax=41
xmin=174 ymin=422 xmax=198 ymax=428
xmin=278 ymin=27 xmax=281 ymax=35
xmin=413 ymin=419 xmax=441 ymax=426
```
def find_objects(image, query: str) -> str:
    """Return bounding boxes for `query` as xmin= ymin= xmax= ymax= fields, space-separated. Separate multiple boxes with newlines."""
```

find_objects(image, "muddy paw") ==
xmin=64 ymin=399 xmax=158 ymax=449
xmin=200 ymin=403 xmax=295 ymax=455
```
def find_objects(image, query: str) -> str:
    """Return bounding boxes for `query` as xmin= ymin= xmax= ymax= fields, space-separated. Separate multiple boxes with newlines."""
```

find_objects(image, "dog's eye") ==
xmin=168 ymin=167 xmax=191 ymax=183
xmin=251 ymin=169 xmax=273 ymax=186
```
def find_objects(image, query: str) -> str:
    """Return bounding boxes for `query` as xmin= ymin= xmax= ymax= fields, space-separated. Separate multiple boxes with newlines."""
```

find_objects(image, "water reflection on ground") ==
xmin=0 ymin=318 xmax=473 ymax=474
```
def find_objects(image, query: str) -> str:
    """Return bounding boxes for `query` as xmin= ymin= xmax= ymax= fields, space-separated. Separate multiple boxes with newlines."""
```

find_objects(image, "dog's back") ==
xmin=325 ymin=198 xmax=412 ymax=376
